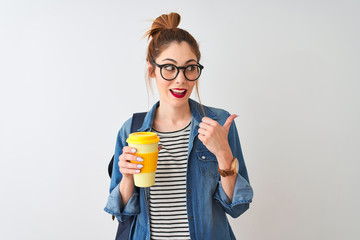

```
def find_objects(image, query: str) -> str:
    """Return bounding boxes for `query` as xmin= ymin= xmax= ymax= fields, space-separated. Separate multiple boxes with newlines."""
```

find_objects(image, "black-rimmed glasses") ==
xmin=152 ymin=61 xmax=204 ymax=81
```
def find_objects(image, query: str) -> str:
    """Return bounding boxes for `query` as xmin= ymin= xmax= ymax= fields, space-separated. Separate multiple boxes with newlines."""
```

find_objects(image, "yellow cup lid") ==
xmin=126 ymin=132 xmax=160 ymax=145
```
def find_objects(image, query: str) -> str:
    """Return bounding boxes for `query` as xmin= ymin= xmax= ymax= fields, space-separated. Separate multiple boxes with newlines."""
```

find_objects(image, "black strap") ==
xmin=131 ymin=112 xmax=147 ymax=133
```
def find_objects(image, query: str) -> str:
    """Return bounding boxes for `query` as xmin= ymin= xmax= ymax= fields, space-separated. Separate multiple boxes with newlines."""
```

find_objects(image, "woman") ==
xmin=105 ymin=12 xmax=253 ymax=240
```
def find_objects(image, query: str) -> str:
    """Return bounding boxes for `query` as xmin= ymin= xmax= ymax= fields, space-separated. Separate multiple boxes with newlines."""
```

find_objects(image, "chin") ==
xmin=164 ymin=95 xmax=190 ymax=108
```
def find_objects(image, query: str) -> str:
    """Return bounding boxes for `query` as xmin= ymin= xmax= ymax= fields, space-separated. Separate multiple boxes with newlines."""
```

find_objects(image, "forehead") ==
xmin=157 ymin=41 xmax=197 ymax=63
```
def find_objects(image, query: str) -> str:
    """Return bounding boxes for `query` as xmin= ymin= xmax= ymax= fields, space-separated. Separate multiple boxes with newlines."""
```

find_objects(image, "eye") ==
xmin=186 ymin=65 xmax=197 ymax=72
xmin=163 ymin=64 xmax=176 ymax=72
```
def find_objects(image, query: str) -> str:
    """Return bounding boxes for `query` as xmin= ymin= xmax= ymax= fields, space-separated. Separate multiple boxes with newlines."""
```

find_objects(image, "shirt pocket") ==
xmin=196 ymin=150 xmax=219 ymax=178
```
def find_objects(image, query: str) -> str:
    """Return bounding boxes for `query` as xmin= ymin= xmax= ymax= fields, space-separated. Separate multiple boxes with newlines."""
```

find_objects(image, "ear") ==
xmin=147 ymin=61 xmax=155 ymax=78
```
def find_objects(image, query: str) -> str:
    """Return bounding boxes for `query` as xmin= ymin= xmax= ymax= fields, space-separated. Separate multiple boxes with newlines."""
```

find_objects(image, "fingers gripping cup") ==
xmin=126 ymin=132 xmax=160 ymax=187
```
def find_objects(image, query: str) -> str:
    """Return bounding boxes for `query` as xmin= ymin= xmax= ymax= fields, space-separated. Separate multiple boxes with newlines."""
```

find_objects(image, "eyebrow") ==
xmin=161 ymin=58 xmax=197 ymax=64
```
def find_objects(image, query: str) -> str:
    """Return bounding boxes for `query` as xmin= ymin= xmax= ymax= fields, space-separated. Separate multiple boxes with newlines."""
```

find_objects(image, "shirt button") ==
xmin=190 ymin=216 xmax=194 ymax=220
xmin=201 ymin=156 xmax=206 ymax=160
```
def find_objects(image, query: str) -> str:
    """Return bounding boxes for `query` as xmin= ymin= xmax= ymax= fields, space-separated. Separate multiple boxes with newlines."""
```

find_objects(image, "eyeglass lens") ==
xmin=161 ymin=64 xmax=201 ymax=81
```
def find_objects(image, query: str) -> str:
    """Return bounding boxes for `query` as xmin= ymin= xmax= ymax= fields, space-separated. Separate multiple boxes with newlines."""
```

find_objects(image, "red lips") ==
xmin=170 ymin=88 xmax=187 ymax=98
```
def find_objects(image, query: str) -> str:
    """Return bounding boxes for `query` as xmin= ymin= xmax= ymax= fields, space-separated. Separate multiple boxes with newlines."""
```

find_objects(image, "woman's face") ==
xmin=149 ymin=41 xmax=198 ymax=109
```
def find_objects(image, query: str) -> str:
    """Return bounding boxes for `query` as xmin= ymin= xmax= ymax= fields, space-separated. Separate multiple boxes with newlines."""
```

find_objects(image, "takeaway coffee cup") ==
xmin=126 ymin=132 xmax=160 ymax=187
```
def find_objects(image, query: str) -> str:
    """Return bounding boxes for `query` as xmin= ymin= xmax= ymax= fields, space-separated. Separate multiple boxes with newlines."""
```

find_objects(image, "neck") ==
xmin=153 ymin=100 xmax=192 ymax=131
xmin=157 ymin=101 xmax=191 ymax=123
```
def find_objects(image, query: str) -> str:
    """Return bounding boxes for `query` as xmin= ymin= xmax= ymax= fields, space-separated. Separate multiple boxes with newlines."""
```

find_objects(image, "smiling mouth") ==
xmin=170 ymin=89 xmax=187 ymax=98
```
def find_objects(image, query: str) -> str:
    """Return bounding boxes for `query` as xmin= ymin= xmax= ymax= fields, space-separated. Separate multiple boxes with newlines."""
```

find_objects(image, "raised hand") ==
xmin=198 ymin=114 xmax=237 ymax=159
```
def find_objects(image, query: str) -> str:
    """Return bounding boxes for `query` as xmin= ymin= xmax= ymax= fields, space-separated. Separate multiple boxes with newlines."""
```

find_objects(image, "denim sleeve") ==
xmin=104 ymin=184 xmax=140 ymax=222
xmin=213 ymin=116 xmax=254 ymax=218
xmin=214 ymin=173 xmax=253 ymax=218
xmin=104 ymin=118 xmax=141 ymax=222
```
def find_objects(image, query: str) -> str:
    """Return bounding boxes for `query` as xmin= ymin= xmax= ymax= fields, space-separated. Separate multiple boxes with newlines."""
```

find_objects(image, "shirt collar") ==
xmin=137 ymin=98 xmax=217 ymax=132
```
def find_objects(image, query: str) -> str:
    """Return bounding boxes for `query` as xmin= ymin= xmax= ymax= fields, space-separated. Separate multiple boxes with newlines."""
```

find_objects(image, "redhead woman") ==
xmin=105 ymin=12 xmax=253 ymax=240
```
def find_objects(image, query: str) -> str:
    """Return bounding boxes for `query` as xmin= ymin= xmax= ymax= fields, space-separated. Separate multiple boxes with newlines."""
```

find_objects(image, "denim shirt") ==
xmin=104 ymin=98 xmax=253 ymax=240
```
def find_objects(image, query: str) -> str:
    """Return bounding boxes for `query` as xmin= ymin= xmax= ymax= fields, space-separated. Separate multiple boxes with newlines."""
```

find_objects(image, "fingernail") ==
xmin=137 ymin=157 xmax=143 ymax=162
xmin=131 ymin=148 xmax=136 ymax=153
xmin=135 ymin=170 xmax=140 ymax=173
xmin=137 ymin=164 xmax=143 ymax=169
xmin=235 ymin=115 xmax=239 ymax=118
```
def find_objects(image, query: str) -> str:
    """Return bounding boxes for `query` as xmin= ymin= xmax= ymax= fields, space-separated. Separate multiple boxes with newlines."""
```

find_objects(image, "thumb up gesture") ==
xmin=198 ymin=114 xmax=237 ymax=158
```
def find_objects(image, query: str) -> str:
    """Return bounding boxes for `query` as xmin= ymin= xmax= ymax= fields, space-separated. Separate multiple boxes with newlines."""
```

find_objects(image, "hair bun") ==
xmin=145 ymin=12 xmax=181 ymax=40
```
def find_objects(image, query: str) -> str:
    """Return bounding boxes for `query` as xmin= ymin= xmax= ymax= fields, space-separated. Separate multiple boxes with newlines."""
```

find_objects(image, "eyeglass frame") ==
xmin=152 ymin=61 xmax=204 ymax=81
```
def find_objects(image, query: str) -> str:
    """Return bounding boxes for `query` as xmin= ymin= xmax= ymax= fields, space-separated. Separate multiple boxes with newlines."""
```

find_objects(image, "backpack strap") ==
xmin=108 ymin=112 xmax=147 ymax=178
xmin=131 ymin=112 xmax=147 ymax=133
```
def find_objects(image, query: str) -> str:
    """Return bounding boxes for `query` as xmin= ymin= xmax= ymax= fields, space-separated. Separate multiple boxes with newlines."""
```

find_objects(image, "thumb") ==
xmin=223 ymin=114 xmax=237 ymax=131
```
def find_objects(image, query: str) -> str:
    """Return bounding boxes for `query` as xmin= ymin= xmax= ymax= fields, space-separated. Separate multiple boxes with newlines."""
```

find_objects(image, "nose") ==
xmin=175 ymin=69 xmax=187 ymax=84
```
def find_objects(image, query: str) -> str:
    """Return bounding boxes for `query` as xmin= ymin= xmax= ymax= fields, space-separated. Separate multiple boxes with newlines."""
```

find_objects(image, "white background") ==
xmin=1 ymin=0 xmax=359 ymax=239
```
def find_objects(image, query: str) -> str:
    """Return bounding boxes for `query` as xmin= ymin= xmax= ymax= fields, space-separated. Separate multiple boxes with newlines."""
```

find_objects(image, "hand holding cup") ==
xmin=119 ymin=132 xmax=160 ymax=187
xmin=118 ymin=146 xmax=144 ymax=178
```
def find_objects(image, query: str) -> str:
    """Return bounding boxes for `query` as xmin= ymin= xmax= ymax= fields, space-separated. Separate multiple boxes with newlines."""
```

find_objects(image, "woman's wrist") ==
xmin=119 ymin=175 xmax=135 ymax=206
xmin=121 ymin=174 xmax=134 ymax=184
xmin=119 ymin=175 xmax=134 ymax=192
xmin=216 ymin=150 xmax=233 ymax=170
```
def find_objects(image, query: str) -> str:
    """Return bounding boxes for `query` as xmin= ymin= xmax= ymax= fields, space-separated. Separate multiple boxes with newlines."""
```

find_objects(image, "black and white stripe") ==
xmin=150 ymin=123 xmax=191 ymax=240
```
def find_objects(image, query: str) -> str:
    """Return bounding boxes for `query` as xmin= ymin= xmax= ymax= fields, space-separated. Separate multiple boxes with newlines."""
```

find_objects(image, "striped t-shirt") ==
xmin=150 ymin=122 xmax=191 ymax=240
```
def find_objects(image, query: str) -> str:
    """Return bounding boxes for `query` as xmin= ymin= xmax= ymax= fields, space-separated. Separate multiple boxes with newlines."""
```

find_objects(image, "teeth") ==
xmin=172 ymin=89 xmax=186 ymax=94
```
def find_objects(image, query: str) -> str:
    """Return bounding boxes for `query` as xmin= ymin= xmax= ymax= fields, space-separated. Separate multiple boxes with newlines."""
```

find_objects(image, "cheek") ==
xmin=188 ymin=82 xmax=196 ymax=93
xmin=155 ymin=78 xmax=170 ymax=93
